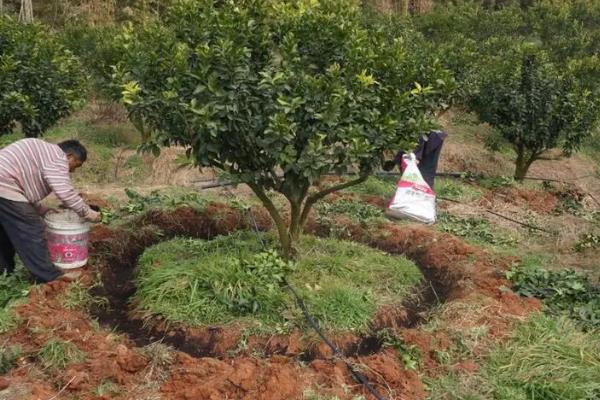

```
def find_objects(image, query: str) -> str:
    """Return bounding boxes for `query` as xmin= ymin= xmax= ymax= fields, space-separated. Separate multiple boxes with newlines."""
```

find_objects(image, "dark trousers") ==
xmin=0 ymin=198 xmax=61 ymax=283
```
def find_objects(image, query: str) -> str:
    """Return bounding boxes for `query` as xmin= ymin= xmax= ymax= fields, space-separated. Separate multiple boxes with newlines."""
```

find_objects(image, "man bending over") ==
xmin=0 ymin=138 xmax=101 ymax=282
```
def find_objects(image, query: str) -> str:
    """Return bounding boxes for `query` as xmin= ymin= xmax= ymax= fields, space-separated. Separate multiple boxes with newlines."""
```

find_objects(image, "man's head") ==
xmin=58 ymin=140 xmax=87 ymax=172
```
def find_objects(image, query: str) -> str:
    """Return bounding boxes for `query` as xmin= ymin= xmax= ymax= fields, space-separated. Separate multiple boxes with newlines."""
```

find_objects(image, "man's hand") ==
xmin=86 ymin=210 xmax=102 ymax=223
xmin=37 ymin=205 xmax=57 ymax=216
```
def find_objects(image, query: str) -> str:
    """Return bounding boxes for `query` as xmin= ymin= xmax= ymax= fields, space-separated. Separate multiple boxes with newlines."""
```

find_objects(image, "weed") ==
xmin=0 ymin=264 xmax=31 ymax=333
xmin=316 ymin=199 xmax=384 ymax=222
xmin=0 ymin=307 xmax=19 ymax=334
xmin=94 ymin=380 xmax=120 ymax=397
xmin=140 ymin=342 xmax=173 ymax=370
xmin=507 ymin=266 xmax=600 ymax=330
xmin=575 ymin=233 xmax=600 ymax=252
xmin=426 ymin=315 xmax=600 ymax=400
xmin=378 ymin=329 xmax=421 ymax=370
xmin=434 ymin=178 xmax=482 ymax=202
xmin=437 ymin=213 xmax=516 ymax=246
xmin=121 ymin=188 xmax=208 ymax=215
xmin=0 ymin=132 xmax=22 ymax=148
xmin=479 ymin=175 xmax=515 ymax=189
xmin=0 ymin=344 xmax=22 ymax=374
xmin=343 ymin=176 xmax=396 ymax=198
xmin=37 ymin=339 xmax=86 ymax=370
xmin=303 ymin=389 xmax=366 ymax=400
xmin=0 ymin=265 xmax=31 ymax=308
xmin=58 ymin=281 xmax=108 ymax=311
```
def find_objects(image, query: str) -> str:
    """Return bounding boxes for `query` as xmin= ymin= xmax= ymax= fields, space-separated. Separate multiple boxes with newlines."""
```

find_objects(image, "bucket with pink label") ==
xmin=45 ymin=210 xmax=89 ymax=270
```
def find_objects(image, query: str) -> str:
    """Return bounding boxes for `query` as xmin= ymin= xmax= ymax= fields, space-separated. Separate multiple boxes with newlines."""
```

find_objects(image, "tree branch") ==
xmin=298 ymin=174 xmax=368 ymax=227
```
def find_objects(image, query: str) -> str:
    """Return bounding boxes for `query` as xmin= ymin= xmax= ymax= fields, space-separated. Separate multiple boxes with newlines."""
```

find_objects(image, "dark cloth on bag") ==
xmin=393 ymin=130 xmax=447 ymax=188
xmin=0 ymin=197 xmax=60 ymax=282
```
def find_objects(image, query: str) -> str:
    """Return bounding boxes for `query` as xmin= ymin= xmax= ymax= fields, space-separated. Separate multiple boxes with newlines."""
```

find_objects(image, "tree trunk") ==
xmin=19 ymin=0 xmax=33 ymax=23
xmin=249 ymin=175 xmax=368 ymax=259
xmin=514 ymin=148 xmax=536 ymax=181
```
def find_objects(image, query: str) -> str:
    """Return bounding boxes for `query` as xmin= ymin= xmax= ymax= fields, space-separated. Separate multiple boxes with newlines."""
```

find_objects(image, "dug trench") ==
xmin=89 ymin=204 xmax=453 ymax=361
xmin=2 ymin=202 xmax=541 ymax=400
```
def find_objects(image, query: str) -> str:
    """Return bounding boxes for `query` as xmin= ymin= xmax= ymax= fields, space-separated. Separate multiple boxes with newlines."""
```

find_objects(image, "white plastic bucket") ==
xmin=45 ymin=210 xmax=90 ymax=270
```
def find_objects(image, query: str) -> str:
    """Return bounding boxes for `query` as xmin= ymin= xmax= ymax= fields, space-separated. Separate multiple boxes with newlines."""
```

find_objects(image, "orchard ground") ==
xmin=0 ymin=102 xmax=598 ymax=400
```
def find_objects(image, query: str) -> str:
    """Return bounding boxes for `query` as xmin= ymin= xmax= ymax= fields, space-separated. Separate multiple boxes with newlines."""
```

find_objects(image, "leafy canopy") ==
xmin=115 ymin=0 xmax=453 ymax=254
xmin=468 ymin=46 xmax=600 ymax=179
xmin=0 ymin=16 xmax=86 ymax=137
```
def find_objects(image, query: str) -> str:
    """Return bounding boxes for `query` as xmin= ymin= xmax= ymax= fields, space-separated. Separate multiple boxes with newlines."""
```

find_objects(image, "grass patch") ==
xmin=120 ymin=188 xmax=209 ymax=215
xmin=58 ymin=281 xmax=108 ymax=311
xmin=37 ymin=339 xmax=86 ymax=370
xmin=426 ymin=315 xmax=600 ymax=400
xmin=94 ymin=380 xmax=120 ymax=397
xmin=434 ymin=178 xmax=482 ymax=202
xmin=134 ymin=233 xmax=421 ymax=333
xmin=0 ymin=264 xmax=32 ymax=333
xmin=316 ymin=198 xmax=384 ymax=224
xmin=303 ymin=390 xmax=366 ymax=400
xmin=0 ymin=344 xmax=22 ymax=374
xmin=43 ymin=118 xmax=146 ymax=185
xmin=437 ymin=213 xmax=517 ymax=247
xmin=343 ymin=176 xmax=396 ymax=198
xmin=0 ymin=265 xmax=31 ymax=308
xmin=0 ymin=132 xmax=23 ymax=148
xmin=478 ymin=175 xmax=516 ymax=190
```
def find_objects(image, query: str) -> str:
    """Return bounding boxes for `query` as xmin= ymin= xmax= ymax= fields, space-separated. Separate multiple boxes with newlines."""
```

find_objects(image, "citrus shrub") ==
xmin=114 ymin=0 xmax=453 ymax=257
xmin=0 ymin=16 xmax=86 ymax=137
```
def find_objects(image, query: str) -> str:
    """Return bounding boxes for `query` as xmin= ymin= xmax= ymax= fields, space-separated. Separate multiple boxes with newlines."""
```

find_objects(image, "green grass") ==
xmin=0 ymin=265 xmax=31 ymax=308
xmin=58 ymin=281 xmax=108 ymax=311
xmin=42 ymin=118 xmax=146 ymax=185
xmin=434 ymin=178 xmax=483 ymax=202
xmin=134 ymin=233 xmax=421 ymax=333
xmin=343 ymin=176 xmax=396 ymax=198
xmin=426 ymin=315 xmax=600 ymax=400
xmin=0 ymin=344 xmax=22 ymax=374
xmin=37 ymin=339 xmax=86 ymax=370
xmin=315 ymin=198 xmax=384 ymax=225
xmin=437 ymin=212 xmax=517 ymax=247
xmin=94 ymin=380 xmax=120 ymax=397
xmin=0 ymin=264 xmax=32 ymax=333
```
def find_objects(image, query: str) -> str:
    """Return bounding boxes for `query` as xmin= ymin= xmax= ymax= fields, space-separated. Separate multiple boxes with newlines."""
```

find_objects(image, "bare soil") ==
xmin=0 ymin=204 xmax=541 ymax=400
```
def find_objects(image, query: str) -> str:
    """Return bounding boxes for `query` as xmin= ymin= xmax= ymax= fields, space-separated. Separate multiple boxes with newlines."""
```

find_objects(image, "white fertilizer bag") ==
xmin=386 ymin=153 xmax=436 ymax=224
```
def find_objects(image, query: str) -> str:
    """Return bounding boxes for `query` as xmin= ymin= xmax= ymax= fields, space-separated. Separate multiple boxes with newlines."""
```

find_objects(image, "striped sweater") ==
xmin=0 ymin=138 xmax=90 ymax=218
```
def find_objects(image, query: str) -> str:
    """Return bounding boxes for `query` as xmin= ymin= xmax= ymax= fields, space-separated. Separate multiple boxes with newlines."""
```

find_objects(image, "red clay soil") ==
xmin=479 ymin=186 xmax=558 ymax=213
xmin=0 ymin=203 xmax=541 ymax=400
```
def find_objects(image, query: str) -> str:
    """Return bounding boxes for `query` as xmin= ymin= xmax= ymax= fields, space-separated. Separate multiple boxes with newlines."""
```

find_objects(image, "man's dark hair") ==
xmin=58 ymin=140 xmax=87 ymax=162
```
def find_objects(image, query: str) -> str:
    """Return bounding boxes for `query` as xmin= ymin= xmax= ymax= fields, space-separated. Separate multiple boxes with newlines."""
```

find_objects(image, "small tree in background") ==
xmin=0 ymin=16 xmax=86 ymax=137
xmin=115 ymin=0 xmax=453 ymax=257
xmin=469 ymin=47 xmax=600 ymax=180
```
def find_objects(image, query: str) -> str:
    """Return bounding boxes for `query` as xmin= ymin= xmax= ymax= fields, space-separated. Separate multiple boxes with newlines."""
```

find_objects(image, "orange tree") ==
xmin=468 ymin=46 xmax=600 ymax=180
xmin=114 ymin=0 xmax=453 ymax=257
xmin=0 ymin=16 xmax=86 ymax=137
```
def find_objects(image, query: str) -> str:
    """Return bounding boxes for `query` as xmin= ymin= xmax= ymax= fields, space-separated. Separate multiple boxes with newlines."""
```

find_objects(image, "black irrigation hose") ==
xmin=245 ymin=209 xmax=389 ymax=400
xmin=283 ymin=277 xmax=389 ymax=400
xmin=198 ymin=171 xmax=599 ymax=190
